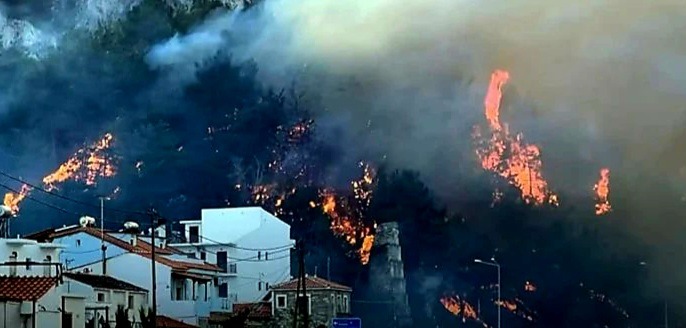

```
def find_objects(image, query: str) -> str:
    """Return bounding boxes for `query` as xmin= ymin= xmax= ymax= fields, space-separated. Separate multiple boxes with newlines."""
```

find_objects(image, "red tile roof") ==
xmin=232 ymin=302 xmax=272 ymax=319
xmin=270 ymin=275 xmax=352 ymax=292
xmin=156 ymin=315 xmax=199 ymax=328
xmin=26 ymin=226 xmax=221 ymax=273
xmin=0 ymin=276 xmax=57 ymax=301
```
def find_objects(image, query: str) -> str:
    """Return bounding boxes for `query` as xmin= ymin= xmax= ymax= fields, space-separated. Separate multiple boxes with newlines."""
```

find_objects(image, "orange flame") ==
xmin=594 ymin=168 xmax=612 ymax=215
xmin=320 ymin=162 xmax=376 ymax=264
xmin=4 ymin=133 xmax=116 ymax=215
xmin=440 ymin=296 xmax=478 ymax=319
xmin=474 ymin=70 xmax=558 ymax=206
xmin=2 ymin=184 xmax=32 ymax=214
xmin=42 ymin=133 xmax=116 ymax=191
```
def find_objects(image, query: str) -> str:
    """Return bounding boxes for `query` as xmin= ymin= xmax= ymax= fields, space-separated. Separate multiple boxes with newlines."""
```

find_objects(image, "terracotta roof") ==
xmin=156 ymin=315 xmax=199 ymax=328
xmin=233 ymin=302 xmax=272 ymax=319
xmin=0 ymin=276 xmax=57 ymax=301
xmin=270 ymin=275 xmax=352 ymax=292
xmin=64 ymin=273 xmax=146 ymax=292
xmin=26 ymin=226 xmax=221 ymax=273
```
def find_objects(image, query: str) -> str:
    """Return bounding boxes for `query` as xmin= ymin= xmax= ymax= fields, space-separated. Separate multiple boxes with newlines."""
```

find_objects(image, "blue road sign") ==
xmin=332 ymin=318 xmax=362 ymax=328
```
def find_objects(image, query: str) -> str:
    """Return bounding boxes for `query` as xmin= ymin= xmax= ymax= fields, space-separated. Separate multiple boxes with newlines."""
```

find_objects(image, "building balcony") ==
xmin=210 ymin=293 xmax=237 ymax=313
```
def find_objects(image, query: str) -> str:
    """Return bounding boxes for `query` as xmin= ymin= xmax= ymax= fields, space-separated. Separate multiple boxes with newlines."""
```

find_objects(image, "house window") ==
xmin=76 ymin=239 xmax=81 ymax=247
xmin=200 ymin=251 xmax=206 ymax=261
xmin=258 ymin=281 xmax=262 ymax=291
xmin=343 ymin=295 xmax=349 ymax=313
xmin=43 ymin=256 xmax=52 ymax=277
xmin=189 ymin=226 xmax=199 ymax=243
xmin=176 ymin=286 xmax=184 ymax=301
xmin=128 ymin=295 xmax=134 ymax=309
xmin=218 ymin=283 xmax=228 ymax=298
xmin=228 ymin=263 xmax=237 ymax=274
xmin=276 ymin=295 xmax=287 ymax=309
xmin=97 ymin=293 xmax=106 ymax=302
xmin=216 ymin=251 xmax=227 ymax=272
xmin=266 ymin=282 xmax=270 ymax=290
xmin=25 ymin=258 xmax=31 ymax=270
xmin=9 ymin=252 xmax=17 ymax=277
xmin=265 ymin=252 xmax=269 ymax=260
xmin=257 ymin=251 xmax=261 ymax=260
xmin=337 ymin=295 xmax=342 ymax=312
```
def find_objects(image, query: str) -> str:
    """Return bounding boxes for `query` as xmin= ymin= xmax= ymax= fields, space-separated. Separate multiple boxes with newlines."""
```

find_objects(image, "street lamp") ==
xmin=475 ymin=258 xmax=501 ymax=328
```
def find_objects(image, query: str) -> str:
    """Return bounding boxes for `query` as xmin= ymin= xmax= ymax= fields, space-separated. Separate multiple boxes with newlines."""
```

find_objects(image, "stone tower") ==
xmin=368 ymin=221 xmax=413 ymax=327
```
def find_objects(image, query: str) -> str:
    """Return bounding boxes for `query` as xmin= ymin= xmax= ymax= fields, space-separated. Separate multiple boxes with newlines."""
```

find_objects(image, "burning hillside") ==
xmin=2 ymin=133 xmax=117 ymax=214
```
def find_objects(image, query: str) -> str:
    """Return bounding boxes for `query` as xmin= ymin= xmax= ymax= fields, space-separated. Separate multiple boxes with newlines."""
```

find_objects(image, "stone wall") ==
xmin=271 ymin=289 xmax=351 ymax=328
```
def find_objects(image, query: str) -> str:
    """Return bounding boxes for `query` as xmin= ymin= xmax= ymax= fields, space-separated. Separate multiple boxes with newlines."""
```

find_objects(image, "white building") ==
xmin=26 ymin=225 xmax=223 ymax=327
xmin=0 ymin=275 xmax=86 ymax=328
xmin=170 ymin=207 xmax=294 ymax=305
xmin=63 ymin=272 xmax=148 ymax=326
xmin=0 ymin=237 xmax=65 ymax=277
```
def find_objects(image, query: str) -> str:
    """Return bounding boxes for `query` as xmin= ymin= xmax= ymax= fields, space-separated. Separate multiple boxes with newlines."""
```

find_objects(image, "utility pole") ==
xmin=149 ymin=209 xmax=159 ymax=328
xmin=664 ymin=301 xmax=668 ymax=328
xmin=98 ymin=196 xmax=109 ymax=275
xmin=475 ymin=258 xmax=501 ymax=328
xmin=292 ymin=239 xmax=308 ymax=328
xmin=327 ymin=257 xmax=330 ymax=281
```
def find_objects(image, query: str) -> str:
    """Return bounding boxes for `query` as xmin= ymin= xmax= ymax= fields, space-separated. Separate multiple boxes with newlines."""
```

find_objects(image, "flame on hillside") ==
xmin=320 ymin=162 xmax=376 ymax=264
xmin=594 ymin=168 xmax=612 ymax=215
xmin=440 ymin=296 xmax=488 ymax=326
xmin=474 ymin=70 xmax=558 ymax=206
xmin=2 ymin=184 xmax=32 ymax=214
xmin=43 ymin=133 xmax=116 ymax=191
xmin=3 ymin=133 xmax=117 ymax=214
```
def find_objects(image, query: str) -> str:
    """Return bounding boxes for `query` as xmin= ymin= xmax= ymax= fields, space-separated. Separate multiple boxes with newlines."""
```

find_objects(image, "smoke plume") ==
xmin=148 ymin=0 xmax=686 ymax=297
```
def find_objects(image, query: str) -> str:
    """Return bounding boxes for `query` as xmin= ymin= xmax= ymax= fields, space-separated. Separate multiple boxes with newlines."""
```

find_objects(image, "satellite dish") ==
xmin=0 ymin=205 xmax=13 ymax=219
xmin=79 ymin=216 xmax=96 ymax=227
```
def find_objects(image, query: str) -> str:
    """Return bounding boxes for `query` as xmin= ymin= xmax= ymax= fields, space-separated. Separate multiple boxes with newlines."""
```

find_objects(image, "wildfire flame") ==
xmin=594 ymin=168 xmax=612 ymax=215
xmin=320 ymin=162 xmax=376 ymax=264
xmin=2 ymin=184 xmax=32 ymax=214
xmin=474 ymin=70 xmax=558 ymax=206
xmin=2 ymin=133 xmax=117 ymax=214
xmin=440 ymin=295 xmax=489 ymax=326
xmin=42 ymin=133 xmax=116 ymax=191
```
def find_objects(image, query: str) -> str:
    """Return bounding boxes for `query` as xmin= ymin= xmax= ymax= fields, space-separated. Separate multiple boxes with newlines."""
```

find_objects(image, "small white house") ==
xmin=0 ymin=275 xmax=86 ymax=328
xmin=170 ymin=207 xmax=294 ymax=308
xmin=63 ymin=272 xmax=148 ymax=325
xmin=0 ymin=237 xmax=65 ymax=277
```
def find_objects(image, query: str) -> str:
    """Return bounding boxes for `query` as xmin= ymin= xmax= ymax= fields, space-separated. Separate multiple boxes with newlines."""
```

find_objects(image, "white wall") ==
xmin=0 ymin=239 xmax=63 ymax=277
xmin=175 ymin=207 xmax=293 ymax=304
xmin=53 ymin=232 xmax=128 ymax=271
xmin=77 ymin=253 xmax=207 ymax=326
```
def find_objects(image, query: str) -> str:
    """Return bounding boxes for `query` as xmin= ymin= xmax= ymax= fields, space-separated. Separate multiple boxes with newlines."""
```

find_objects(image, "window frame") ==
xmin=276 ymin=294 xmax=287 ymax=309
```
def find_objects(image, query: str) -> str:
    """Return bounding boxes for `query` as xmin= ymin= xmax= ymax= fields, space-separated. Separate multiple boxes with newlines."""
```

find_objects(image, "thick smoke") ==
xmin=148 ymin=0 xmax=686 ymax=299
xmin=150 ymin=0 xmax=686 ymax=186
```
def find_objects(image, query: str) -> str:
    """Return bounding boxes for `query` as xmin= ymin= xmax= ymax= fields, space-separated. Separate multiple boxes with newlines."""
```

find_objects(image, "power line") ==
xmin=181 ymin=227 xmax=295 ymax=251
xmin=0 ymin=182 xmax=81 ymax=216
xmin=0 ymin=170 xmax=148 ymax=216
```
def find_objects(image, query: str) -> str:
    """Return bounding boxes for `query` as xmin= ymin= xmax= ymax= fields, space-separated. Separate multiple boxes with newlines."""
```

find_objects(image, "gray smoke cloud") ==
xmin=148 ymin=0 xmax=686 ymax=188
xmin=147 ymin=0 xmax=686 ymax=297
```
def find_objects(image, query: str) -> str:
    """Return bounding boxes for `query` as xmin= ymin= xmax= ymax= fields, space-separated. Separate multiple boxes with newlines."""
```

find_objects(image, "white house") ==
xmin=26 ymin=225 xmax=223 ymax=327
xmin=0 ymin=237 xmax=65 ymax=277
xmin=0 ymin=274 xmax=87 ymax=328
xmin=170 ymin=207 xmax=294 ymax=306
xmin=63 ymin=272 xmax=148 ymax=326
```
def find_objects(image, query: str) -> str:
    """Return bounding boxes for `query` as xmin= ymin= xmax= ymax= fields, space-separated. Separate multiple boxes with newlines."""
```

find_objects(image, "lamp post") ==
xmin=475 ymin=258 xmax=501 ymax=328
